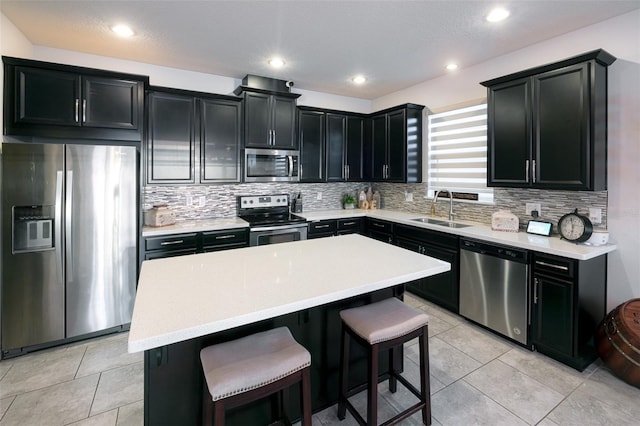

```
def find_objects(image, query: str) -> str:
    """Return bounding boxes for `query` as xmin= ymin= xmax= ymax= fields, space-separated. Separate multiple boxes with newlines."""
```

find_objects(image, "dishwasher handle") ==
xmin=460 ymin=238 xmax=529 ymax=264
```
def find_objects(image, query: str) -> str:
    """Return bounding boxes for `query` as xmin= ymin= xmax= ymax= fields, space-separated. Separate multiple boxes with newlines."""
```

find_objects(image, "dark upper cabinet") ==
xmin=345 ymin=116 xmax=365 ymax=181
xmin=3 ymin=57 xmax=146 ymax=141
xmin=146 ymin=88 xmax=242 ymax=184
xmin=367 ymin=104 xmax=424 ymax=183
xmin=326 ymin=113 xmax=365 ymax=182
xmin=298 ymin=109 xmax=325 ymax=182
xmin=483 ymin=49 xmax=615 ymax=191
xmin=241 ymin=91 xmax=299 ymax=149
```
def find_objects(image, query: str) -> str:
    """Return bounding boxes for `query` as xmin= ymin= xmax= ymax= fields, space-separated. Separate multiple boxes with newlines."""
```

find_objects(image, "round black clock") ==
xmin=558 ymin=209 xmax=593 ymax=243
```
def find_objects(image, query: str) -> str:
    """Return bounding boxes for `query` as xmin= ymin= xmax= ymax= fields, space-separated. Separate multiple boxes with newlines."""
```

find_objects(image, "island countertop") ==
xmin=128 ymin=234 xmax=450 ymax=353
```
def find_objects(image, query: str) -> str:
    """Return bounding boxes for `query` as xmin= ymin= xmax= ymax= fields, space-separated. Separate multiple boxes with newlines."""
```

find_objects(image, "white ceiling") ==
xmin=2 ymin=1 xmax=639 ymax=99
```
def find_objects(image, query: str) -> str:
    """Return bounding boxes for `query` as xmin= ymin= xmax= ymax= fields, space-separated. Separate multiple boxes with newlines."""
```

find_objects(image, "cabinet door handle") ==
xmin=534 ymin=277 xmax=539 ymax=304
xmin=342 ymin=221 xmax=356 ymax=226
xmin=82 ymin=99 xmax=87 ymax=123
xmin=215 ymin=235 xmax=235 ymax=240
xmin=160 ymin=240 xmax=184 ymax=246
xmin=532 ymin=159 xmax=536 ymax=183
xmin=315 ymin=224 xmax=330 ymax=229
xmin=372 ymin=223 xmax=385 ymax=228
xmin=525 ymin=160 xmax=530 ymax=183
xmin=346 ymin=165 xmax=350 ymax=180
xmin=75 ymin=99 xmax=79 ymax=123
xmin=272 ymin=129 xmax=276 ymax=145
xmin=535 ymin=260 xmax=569 ymax=271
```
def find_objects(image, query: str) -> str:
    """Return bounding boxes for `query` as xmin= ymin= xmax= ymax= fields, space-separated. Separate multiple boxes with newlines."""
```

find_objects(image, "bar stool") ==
xmin=200 ymin=327 xmax=312 ymax=426
xmin=337 ymin=297 xmax=431 ymax=425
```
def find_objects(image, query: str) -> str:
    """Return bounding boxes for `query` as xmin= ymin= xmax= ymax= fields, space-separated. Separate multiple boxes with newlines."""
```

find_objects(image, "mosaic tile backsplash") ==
xmin=143 ymin=182 xmax=607 ymax=231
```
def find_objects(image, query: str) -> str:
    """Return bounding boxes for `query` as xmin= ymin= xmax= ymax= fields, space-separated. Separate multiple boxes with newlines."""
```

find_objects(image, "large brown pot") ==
xmin=596 ymin=298 xmax=640 ymax=388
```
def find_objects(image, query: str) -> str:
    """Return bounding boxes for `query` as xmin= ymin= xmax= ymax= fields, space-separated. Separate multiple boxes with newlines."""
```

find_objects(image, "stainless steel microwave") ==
xmin=244 ymin=148 xmax=299 ymax=182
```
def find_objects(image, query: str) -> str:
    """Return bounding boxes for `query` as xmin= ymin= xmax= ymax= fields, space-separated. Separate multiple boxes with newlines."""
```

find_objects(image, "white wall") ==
xmin=2 ymin=10 xmax=638 ymax=309
xmin=373 ymin=10 xmax=640 ymax=310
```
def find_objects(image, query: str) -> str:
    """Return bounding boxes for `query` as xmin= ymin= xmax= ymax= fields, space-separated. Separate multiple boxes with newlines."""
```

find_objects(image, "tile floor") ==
xmin=1 ymin=293 xmax=639 ymax=425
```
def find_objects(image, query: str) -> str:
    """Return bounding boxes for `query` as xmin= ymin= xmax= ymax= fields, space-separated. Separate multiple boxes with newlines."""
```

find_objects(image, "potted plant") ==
xmin=342 ymin=193 xmax=356 ymax=209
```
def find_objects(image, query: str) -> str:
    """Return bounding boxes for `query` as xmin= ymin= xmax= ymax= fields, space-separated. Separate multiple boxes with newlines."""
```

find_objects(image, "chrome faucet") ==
xmin=431 ymin=189 xmax=455 ymax=221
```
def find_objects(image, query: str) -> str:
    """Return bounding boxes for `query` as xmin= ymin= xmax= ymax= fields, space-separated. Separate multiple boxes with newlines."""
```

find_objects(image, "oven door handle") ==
xmin=252 ymin=223 xmax=308 ymax=232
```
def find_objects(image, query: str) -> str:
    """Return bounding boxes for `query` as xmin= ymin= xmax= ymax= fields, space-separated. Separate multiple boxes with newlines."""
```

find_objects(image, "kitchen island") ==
xmin=129 ymin=234 xmax=450 ymax=425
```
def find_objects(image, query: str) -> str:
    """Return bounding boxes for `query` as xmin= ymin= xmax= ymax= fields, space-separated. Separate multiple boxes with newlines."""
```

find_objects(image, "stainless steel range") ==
xmin=237 ymin=194 xmax=307 ymax=246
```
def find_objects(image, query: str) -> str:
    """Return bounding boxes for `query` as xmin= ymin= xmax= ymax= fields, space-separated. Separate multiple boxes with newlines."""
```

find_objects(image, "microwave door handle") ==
xmin=288 ymin=155 xmax=294 ymax=177
xmin=55 ymin=171 xmax=64 ymax=289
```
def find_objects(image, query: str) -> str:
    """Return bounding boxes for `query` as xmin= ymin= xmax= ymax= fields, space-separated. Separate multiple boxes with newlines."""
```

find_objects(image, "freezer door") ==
xmin=65 ymin=144 xmax=137 ymax=338
xmin=1 ymin=143 xmax=65 ymax=352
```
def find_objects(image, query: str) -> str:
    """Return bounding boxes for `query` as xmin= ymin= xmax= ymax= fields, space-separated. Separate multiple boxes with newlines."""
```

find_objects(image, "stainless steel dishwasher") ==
xmin=459 ymin=238 xmax=530 ymax=345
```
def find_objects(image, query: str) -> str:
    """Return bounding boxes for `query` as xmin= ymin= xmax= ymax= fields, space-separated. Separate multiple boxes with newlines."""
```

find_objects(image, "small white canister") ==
xmin=585 ymin=230 xmax=609 ymax=246
xmin=491 ymin=209 xmax=519 ymax=232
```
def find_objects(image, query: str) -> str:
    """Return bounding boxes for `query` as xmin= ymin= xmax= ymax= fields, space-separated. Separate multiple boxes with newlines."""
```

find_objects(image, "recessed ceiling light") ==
xmin=352 ymin=75 xmax=367 ymax=85
xmin=446 ymin=63 xmax=459 ymax=71
xmin=268 ymin=58 xmax=285 ymax=68
xmin=486 ymin=8 xmax=510 ymax=22
xmin=111 ymin=24 xmax=134 ymax=37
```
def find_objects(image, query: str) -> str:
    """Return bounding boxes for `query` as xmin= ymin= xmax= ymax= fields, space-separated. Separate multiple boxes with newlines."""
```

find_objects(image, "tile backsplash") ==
xmin=144 ymin=182 xmax=607 ymax=230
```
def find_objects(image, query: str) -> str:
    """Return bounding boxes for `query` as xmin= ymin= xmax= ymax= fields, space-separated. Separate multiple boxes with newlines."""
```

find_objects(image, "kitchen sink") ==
xmin=410 ymin=217 xmax=472 ymax=229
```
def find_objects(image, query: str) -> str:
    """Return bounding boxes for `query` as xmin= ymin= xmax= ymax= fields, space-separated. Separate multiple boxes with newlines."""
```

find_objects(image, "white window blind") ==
xmin=427 ymin=103 xmax=493 ymax=202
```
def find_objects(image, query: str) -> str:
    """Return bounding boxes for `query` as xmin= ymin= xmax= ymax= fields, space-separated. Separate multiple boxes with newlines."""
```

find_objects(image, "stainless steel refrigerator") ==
xmin=1 ymin=142 xmax=137 ymax=358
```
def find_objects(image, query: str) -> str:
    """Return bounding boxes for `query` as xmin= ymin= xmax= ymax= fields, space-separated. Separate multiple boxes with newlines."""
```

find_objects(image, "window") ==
xmin=426 ymin=102 xmax=493 ymax=203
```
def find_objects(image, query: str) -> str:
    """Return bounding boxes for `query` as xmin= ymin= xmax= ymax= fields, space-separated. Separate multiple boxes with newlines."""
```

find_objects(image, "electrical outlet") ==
xmin=198 ymin=196 xmax=206 ymax=208
xmin=526 ymin=203 xmax=541 ymax=216
xmin=316 ymin=192 xmax=322 ymax=200
xmin=589 ymin=207 xmax=602 ymax=224
xmin=185 ymin=194 xmax=193 ymax=207
xmin=405 ymin=191 xmax=414 ymax=202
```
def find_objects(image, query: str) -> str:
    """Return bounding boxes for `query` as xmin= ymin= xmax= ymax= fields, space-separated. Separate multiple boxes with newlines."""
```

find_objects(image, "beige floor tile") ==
xmin=547 ymin=385 xmax=638 ymax=426
xmin=0 ymin=359 xmax=13 ymax=381
xmin=66 ymin=409 xmax=118 ymax=426
xmin=499 ymin=346 xmax=590 ymax=395
xmin=413 ymin=336 xmax=481 ymax=386
xmin=438 ymin=323 xmax=513 ymax=364
xmin=416 ymin=301 xmax=465 ymax=327
xmin=0 ymin=396 xmax=15 ymax=419
xmin=576 ymin=367 xmax=640 ymax=419
xmin=76 ymin=334 xmax=142 ymax=378
xmin=115 ymin=400 xmax=143 ymax=426
xmin=464 ymin=359 xmax=564 ymax=425
xmin=0 ymin=345 xmax=86 ymax=399
xmin=90 ymin=362 xmax=143 ymax=416
xmin=0 ymin=374 xmax=98 ymax=426
xmin=432 ymin=380 xmax=528 ymax=426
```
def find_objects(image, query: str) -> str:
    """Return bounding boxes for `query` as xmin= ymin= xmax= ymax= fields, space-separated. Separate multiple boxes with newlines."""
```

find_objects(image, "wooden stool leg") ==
xmin=420 ymin=327 xmax=431 ymax=426
xmin=368 ymin=343 xmax=379 ymax=425
xmin=338 ymin=326 xmax=350 ymax=420
xmin=388 ymin=345 xmax=398 ymax=393
xmin=301 ymin=367 xmax=312 ymax=425
xmin=213 ymin=399 xmax=225 ymax=426
xmin=202 ymin=381 xmax=213 ymax=426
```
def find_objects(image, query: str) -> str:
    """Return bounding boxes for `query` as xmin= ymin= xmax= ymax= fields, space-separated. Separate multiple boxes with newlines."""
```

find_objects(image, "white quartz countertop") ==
xmin=142 ymin=217 xmax=248 ymax=237
xmin=297 ymin=209 xmax=616 ymax=260
xmin=128 ymin=234 xmax=450 ymax=353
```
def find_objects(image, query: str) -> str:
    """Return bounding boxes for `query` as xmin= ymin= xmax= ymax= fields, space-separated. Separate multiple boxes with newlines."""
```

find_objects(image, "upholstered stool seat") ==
xmin=200 ymin=326 xmax=312 ymax=425
xmin=338 ymin=297 xmax=431 ymax=425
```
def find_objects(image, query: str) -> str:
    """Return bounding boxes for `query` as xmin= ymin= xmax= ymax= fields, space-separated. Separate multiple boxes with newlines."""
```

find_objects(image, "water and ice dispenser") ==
xmin=12 ymin=205 xmax=54 ymax=253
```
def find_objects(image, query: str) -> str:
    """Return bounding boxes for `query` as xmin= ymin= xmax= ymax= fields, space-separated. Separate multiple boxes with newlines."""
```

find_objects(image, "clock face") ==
xmin=560 ymin=215 xmax=585 ymax=240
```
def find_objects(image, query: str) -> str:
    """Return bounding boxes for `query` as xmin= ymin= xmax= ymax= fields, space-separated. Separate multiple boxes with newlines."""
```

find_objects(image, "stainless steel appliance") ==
xmin=1 ymin=142 xmax=137 ymax=358
xmin=459 ymin=238 xmax=530 ymax=346
xmin=244 ymin=148 xmax=299 ymax=182
xmin=237 ymin=194 xmax=307 ymax=246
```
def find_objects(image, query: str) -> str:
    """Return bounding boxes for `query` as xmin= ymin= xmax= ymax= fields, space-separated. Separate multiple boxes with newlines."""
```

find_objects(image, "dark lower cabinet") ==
xmin=337 ymin=218 xmax=363 ymax=235
xmin=3 ymin=57 xmax=146 ymax=141
xmin=395 ymin=225 xmax=459 ymax=313
xmin=364 ymin=218 xmax=394 ymax=244
xmin=142 ymin=228 xmax=248 ymax=262
xmin=531 ymin=252 xmax=607 ymax=371
xmin=307 ymin=219 xmax=337 ymax=239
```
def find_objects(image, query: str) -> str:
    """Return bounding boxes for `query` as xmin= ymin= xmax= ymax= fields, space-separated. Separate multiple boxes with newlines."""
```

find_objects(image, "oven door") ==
xmin=250 ymin=223 xmax=308 ymax=246
xmin=244 ymin=148 xmax=299 ymax=182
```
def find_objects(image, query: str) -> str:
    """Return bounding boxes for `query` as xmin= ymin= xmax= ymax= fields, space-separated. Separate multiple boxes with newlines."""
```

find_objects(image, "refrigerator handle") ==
xmin=66 ymin=170 xmax=73 ymax=281
xmin=55 ymin=171 xmax=64 ymax=289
